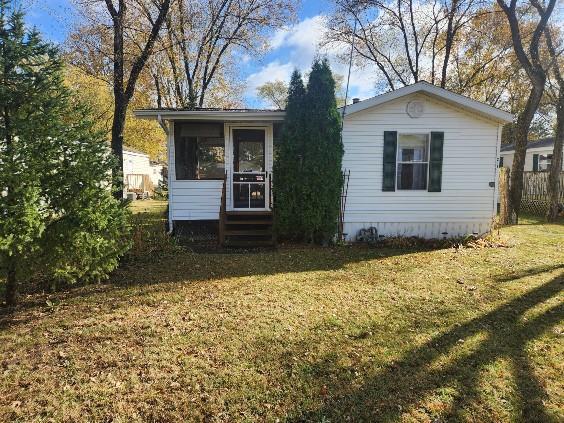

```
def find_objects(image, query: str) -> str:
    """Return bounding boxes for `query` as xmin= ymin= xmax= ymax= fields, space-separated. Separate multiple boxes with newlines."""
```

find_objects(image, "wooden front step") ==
xmin=225 ymin=229 xmax=272 ymax=236
xmin=220 ymin=211 xmax=275 ymax=248
xmin=224 ymin=220 xmax=272 ymax=225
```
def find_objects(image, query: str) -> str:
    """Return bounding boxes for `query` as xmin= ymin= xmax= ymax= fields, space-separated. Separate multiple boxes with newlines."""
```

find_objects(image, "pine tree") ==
xmin=273 ymin=70 xmax=307 ymax=239
xmin=301 ymin=59 xmax=343 ymax=243
xmin=0 ymin=2 xmax=130 ymax=306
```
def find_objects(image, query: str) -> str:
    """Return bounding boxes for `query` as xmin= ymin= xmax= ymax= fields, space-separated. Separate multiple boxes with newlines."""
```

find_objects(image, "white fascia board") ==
xmin=342 ymin=81 xmax=514 ymax=123
xmin=134 ymin=110 xmax=286 ymax=121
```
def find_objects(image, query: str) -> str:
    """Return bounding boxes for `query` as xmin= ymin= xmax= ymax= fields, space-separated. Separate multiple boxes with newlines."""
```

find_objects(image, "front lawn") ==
xmin=1 ymin=214 xmax=562 ymax=422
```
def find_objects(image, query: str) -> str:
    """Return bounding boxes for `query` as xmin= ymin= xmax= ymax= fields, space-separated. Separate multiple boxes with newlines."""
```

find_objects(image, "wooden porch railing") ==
xmin=219 ymin=172 xmax=227 ymax=246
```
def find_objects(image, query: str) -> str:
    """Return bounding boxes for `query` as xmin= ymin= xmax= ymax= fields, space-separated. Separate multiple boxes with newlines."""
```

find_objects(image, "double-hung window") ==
xmin=396 ymin=133 xmax=429 ymax=190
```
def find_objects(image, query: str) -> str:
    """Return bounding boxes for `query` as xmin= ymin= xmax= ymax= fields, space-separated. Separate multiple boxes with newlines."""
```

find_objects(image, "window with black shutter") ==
xmin=383 ymin=131 xmax=444 ymax=192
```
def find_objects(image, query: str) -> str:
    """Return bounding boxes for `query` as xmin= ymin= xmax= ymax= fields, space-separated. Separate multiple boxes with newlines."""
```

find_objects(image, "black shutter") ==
xmin=383 ymin=131 xmax=397 ymax=191
xmin=428 ymin=132 xmax=444 ymax=192
xmin=532 ymin=154 xmax=539 ymax=172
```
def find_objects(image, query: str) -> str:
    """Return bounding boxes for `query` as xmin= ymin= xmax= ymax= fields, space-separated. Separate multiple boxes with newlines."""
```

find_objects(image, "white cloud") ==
xmin=246 ymin=61 xmax=295 ymax=93
xmin=269 ymin=27 xmax=290 ymax=50
xmin=246 ymin=14 xmax=378 ymax=107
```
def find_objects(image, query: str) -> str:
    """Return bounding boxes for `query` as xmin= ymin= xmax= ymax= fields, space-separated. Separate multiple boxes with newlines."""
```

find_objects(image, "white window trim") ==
xmin=396 ymin=132 xmax=430 ymax=191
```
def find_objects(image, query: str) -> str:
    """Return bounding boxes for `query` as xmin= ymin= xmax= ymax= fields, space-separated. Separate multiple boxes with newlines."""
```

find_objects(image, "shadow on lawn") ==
xmin=494 ymin=262 xmax=564 ymax=283
xmin=0 ymin=245 xmax=417 ymax=323
xmin=286 ymin=272 xmax=563 ymax=422
xmin=113 ymin=244 xmax=417 ymax=286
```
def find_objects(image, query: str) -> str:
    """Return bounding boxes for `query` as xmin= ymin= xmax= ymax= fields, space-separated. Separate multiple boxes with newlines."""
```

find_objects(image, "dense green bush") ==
xmin=273 ymin=70 xmax=307 ymax=239
xmin=274 ymin=60 xmax=343 ymax=243
xmin=0 ymin=3 xmax=130 ymax=305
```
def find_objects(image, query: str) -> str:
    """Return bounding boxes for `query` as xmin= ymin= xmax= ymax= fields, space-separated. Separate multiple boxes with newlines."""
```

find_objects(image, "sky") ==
xmin=21 ymin=0 xmax=378 ymax=107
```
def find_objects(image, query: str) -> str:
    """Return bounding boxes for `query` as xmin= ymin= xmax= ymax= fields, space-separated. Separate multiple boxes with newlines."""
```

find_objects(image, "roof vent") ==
xmin=352 ymin=98 xmax=361 ymax=104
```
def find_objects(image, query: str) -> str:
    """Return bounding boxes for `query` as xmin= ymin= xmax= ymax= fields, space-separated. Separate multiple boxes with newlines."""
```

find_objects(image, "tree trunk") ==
xmin=509 ymin=79 xmax=545 ymax=222
xmin=111 ymin=99 xmax=126 ymax=200
xmin=498 ymin=167 xmax=511 ymax=225
xmin=110 ymin=2 xmax=126 ymax=200
xmin=546 ymin=87 xmax=563 ymax=221
xmin=5 ymin=256 xmax=17 ymax=306
xmin=440 ymin=1 xmax=458 ymax=89
xmin=153 ymin=72 xmax=162 ymax=108
xmin=3 ymin=108 xmax=17 ymax=306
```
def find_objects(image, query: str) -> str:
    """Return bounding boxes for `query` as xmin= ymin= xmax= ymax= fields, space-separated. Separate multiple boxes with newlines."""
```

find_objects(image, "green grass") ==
xmin=128 ymin=199 xmax=168 ymax=216
xmin=0 ymin=209 xmax=562 ymax=422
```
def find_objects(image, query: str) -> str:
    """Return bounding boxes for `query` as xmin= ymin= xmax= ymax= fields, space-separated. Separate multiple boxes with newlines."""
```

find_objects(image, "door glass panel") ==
xmin=233 ymin=129 xmax=265 ymax=172
xmin=232 ymin=129 xmax=267 ymax=208
xmin=233 ymin=184 xmax=250 ymax=209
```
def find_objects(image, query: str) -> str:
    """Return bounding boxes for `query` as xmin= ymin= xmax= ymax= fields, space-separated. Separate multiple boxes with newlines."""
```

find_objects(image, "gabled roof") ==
xmin=500 ymin=137 xmax=554 ymax=153
xmin=341 ymin=81 xmax=514 ymax=123
xmin=123 ymin=145 xmax=149 ymax=156
xmin=135 ymin=82 xmax=513 ymax=124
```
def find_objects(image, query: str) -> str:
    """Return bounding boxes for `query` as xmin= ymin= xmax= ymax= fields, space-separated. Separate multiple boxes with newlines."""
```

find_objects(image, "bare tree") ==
xmin=325 ymin=0 xmax=483 ymax=91
xmin=495 ymin=0 xmax=556 ymax=220
xmin=71 ymin=0 xmax=172 ymax=199
xmin=546 ymin=67 xmax=563 ymax=221
xmin=537 ymin=15 xmax=563 ymax=221
xmin=106 ymin=0 xmax=171 ymax=198
xmin=257 ymin=80 xmax=288 ymax=109
xmin=153 ymin=0 xmax=295 ymax=109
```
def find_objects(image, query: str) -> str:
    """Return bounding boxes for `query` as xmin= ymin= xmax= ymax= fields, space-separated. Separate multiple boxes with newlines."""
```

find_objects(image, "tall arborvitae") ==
xmin=0 ymin=3 xmax=130 ymax=306
xmin=301 ymin=59 xmax=343 ymax=243
xmin=273 ymin=70 xmax=306 ymax=239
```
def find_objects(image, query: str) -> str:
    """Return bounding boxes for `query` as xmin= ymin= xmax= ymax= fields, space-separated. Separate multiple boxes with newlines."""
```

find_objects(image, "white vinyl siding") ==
xmin=500 ymin=147 xmax=560 ymax=172
xmin=342 ymin=93 xmax=501 ymax=239
xmin=168 ymin=122 xmax=222 ymax=221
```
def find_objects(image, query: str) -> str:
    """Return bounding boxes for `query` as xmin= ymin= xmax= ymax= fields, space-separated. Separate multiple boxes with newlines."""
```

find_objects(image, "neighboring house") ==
xmin=149 ymin=161 xmax=165 ymax=187
xmin=134 ymin=81 xmax=513 ymax=243
xmin=499 ymin=138 xmax=559 ymax=172
xmin=122 ymin=146 xmax=165 ymax=196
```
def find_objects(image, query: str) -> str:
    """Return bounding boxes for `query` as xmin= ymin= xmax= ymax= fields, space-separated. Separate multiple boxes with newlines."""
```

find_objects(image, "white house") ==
xmin=122 ymin=146 xmax=165 ymax=195
xmin=500 ymin=138 xmax=558 ymax=172
xmin=134 ymin=82 xmax=513 ymax=244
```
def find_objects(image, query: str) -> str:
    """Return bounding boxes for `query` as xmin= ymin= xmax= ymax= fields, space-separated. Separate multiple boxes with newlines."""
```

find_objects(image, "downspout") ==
xmin=158 ymin=113 xmax=169 ymax=135
xmin=158 ymin=114 xmax=173 ymax=235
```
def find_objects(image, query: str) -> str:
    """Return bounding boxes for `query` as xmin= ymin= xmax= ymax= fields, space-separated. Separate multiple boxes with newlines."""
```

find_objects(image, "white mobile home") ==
xmin=500 ymin=138 xmax=558 ymax=172
xmin=135 ymin=82 xmax=513 ymax=244
xmin=122 ymin=146 xmax=165 ymax=196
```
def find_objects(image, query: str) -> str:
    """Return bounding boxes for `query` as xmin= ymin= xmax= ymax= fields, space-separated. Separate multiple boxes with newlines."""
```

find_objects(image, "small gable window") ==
xmin=396 ymin=133 xmax=429 ymax=190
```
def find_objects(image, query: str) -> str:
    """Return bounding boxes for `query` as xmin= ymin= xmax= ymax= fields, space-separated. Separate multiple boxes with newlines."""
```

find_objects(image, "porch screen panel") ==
xmin=175 ymin=123 xmax=225 ymax=180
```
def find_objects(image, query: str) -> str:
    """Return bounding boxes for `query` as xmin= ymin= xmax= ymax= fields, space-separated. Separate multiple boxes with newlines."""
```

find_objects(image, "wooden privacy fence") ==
xmin=500 ymin=170 xmax=564 ymax=218
xmin=521 ymin=171 xmax=564 ymax=215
